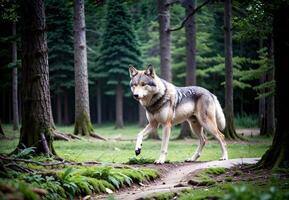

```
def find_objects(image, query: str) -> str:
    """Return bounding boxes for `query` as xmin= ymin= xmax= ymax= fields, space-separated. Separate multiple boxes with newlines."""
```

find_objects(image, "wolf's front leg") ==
xmin=135 ymin=123 xmax=157 ymax=156
xmin=155 ymin=122 xmax=172 ymax=164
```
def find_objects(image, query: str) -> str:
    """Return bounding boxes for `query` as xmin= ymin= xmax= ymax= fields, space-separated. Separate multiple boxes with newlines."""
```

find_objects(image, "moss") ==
xmin=144 ymin=192 xmax=177 ymax=200
xmin=225 ymin=177 xmax=233 ymax=182
xmin=233 ymin=170 xmax=242 ymax=176
xmin=205 ymin=167 xmax=225 ymax=175
xmin=127 ymin=157 xmax=155 ymax=164
xmin=74 ymin=111 xmax=94 ymax=136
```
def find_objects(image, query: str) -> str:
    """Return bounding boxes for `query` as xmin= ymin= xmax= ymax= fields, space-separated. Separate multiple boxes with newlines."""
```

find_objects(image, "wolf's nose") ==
xmin=134 ymin=94 xmax=139 ymax=99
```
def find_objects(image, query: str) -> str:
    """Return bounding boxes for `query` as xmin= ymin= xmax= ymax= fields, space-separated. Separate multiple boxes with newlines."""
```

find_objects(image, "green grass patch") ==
xmin=127 ymin=157 xmax=156 ymax=164
xmin=204 ymin=167 xmax=225 ymax=175
xmin=0 ymin=124 xmax=270 ymax=163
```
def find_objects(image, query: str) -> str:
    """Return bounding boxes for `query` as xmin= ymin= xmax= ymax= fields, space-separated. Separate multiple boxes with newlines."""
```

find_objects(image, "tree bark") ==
xmin=178 ymin=0 xmax=197 ymax=139
xmin=0 ymin=120 xmax=4 ymax=136
xmin=73 ymin=0 xmax=94 ymax=135
xmin=158 ymin=0 xmax=172 ymax=82
xmin=97 ymin=83 xmax=102 ymax=124
xmin=16 ymin=0 xmax=56 ymax=155
xmin=115 ymin=83 xmax=124 ymax=129
xmin=265 ymin=35 xmax=275 ymax=136
xmin=56 ymin=94 xmax=62 ymax=125
xmin=63 ymin=91 xmax=69 ymax=124
xmin=223 ymin=0 xmax=241 ymax=140
xmin=149 ymin=0 xmax=171 ymax=140
xmin=259 ymin=39 xmax=267 ymax=135
xmin=138 ymin=104 xmax=147 ymax=127
xmin=12 ymin=22 xmax=19 ymax=131
xmin=257 ymin=2 xmax=289 ymax=168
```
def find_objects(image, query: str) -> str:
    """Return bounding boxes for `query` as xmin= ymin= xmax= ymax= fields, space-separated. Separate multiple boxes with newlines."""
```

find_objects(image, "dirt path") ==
xmin=97 ymin=158 xmax=259 ymax=200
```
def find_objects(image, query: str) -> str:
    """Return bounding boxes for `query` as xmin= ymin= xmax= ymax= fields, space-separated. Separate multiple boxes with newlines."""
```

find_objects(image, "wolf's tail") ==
xmin=213 ymin=95 xmax=226 ymax=131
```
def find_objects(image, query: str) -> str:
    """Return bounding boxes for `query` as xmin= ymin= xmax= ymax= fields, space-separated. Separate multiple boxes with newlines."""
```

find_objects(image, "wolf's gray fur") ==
xmin=129 ymin=64 xmax=228 ymax=164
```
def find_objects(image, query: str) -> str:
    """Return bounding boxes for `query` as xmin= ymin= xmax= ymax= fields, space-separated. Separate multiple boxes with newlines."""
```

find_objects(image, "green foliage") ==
xmin=55 ymin=165 xmax=159 ymax=197
xmin=205 ymin=167 xmax=225 ymax=175
xmin=97 ymin=0 xmax=142 ymax=94
xmin=127 ymin=157 xmax=155 ymax=164
xmin=223 ymin=185 xmax=289 ymax=200
xmin=13 ymin=146 xmax=36 ymax=159
xmin=45 ymin=0 xmax=74 ymax=94
xmin=235 ymin=114 xmax=258 ymax=128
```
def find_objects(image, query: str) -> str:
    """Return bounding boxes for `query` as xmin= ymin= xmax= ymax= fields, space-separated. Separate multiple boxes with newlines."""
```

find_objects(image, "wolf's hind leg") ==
xmin=186 ymin=117 xmax=206 ymax=162
xmin=198 ymin=113 xmax=228 ymax=161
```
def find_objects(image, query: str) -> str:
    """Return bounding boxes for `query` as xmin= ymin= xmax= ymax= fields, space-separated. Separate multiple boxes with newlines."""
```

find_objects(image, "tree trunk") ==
xmin=0 ymin=120 xmax=4 ymax=136
xmin=97 ymin=83 xmax=102 ymax=124
xmin=63 ymin=91 xmax=69 ymax=124
xmin=56 ymin=94 xmax=62 ymax=125
xmin=178 ymin=0 xmax=197 ymax=139
xmin=115 ymin=83 xmax=124 ymax=129
xmin=73 ymin=0 xmax=94 ymax=135
xmin=265 ymin=35 xmax=275 ymax=136
xmin=149 ymin=0 xmax=171 ymax=140
xmin=158 ymin=0 xmax=171 ymax=82
xmin=138 ymin=104 xmax=147 ymax=127
xmin=12 ymin=22 xmax=19 ymax=131
xmin=259 ymin=39 xmax=267 ymax=136
xmin=257 ymin=3 xmax=289 ymax=168
xmin=223 ymin=0 xmax=241 ymax=140
xmin=16 ymin=0 xmax=56 ymax=155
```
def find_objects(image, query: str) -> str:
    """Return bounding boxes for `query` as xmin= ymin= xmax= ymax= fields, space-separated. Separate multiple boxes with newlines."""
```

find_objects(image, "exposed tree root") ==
xmin=53 ymin=131 xmax=70 ymax=141
xmin=89 ymin=133 xmax=107 ymax=141
xmin=53 ymin=131 xmax=84 ymax=141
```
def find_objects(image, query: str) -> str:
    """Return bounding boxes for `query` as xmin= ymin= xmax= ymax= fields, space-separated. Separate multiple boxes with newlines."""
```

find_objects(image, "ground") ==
xmin=1 ymin=123 xmax=286 ymax=200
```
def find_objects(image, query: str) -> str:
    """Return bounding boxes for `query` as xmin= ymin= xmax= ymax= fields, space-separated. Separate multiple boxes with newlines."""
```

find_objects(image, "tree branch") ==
xmin=168 ymin=0 xmax=212 ymax=32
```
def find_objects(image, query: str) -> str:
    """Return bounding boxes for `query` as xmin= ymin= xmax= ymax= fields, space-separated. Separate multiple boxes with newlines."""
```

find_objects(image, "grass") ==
xmin=0 ymin=123 xmax=271 ymax=163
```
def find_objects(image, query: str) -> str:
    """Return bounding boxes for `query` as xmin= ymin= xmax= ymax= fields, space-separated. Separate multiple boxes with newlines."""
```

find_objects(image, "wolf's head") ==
xmin=128 ymin=64 xmax=158 ymax=102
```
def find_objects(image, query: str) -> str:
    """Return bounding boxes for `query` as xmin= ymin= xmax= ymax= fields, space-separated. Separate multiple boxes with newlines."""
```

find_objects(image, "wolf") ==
xmin=129 ymin=64 xmax=228 ymax=164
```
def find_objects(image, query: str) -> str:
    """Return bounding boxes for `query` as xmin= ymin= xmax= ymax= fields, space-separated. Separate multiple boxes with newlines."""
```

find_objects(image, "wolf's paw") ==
xmin=135 ymin=148 xmax=141 ymax=156
xmin=186 ymin=154 xmax=200 ymax=162
xmin=154 ymin=159 xmax=165 ymax=164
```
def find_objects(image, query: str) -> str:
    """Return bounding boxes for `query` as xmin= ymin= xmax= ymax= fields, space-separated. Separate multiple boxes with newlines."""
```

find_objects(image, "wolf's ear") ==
xmin=144 ymin=64 xmax=155 ymax=78
xmin=129 ymin=65 xmax=138 ymax=78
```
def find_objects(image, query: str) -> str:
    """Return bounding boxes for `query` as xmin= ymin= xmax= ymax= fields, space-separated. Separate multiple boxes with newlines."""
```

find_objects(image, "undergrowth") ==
xmin=0 ymin=164 xmax=159 ymax=199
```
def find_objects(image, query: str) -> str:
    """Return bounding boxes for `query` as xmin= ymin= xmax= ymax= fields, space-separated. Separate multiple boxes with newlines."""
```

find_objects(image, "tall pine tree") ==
xmin=46 ymin=0 xmax=74 ymax=124
xmin=97 ymin=0 xmax=142 ymax=128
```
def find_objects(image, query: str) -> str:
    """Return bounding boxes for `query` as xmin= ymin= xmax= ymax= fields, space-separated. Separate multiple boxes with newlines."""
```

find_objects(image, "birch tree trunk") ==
xmin=16 ymin=0 xmax=56 ymax=155
xmin=223 ymin=0 xmax=241 ymax=140
xmin=73 ymin=0 xmax=94 ymax=135
xmin=12 ymin=22 xmax=19 ymax=131
xmin=178 ymin=0 xmax=197 ymax=139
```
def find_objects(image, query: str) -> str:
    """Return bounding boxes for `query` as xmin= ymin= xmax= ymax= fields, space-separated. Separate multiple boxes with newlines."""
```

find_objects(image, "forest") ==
xmin=0 ymin=0 xmax=288 ymax=199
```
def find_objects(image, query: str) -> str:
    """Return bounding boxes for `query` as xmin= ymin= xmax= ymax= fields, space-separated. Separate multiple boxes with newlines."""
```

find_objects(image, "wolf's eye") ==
xmin=140 ymin=82 xmax=146 ymax=86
